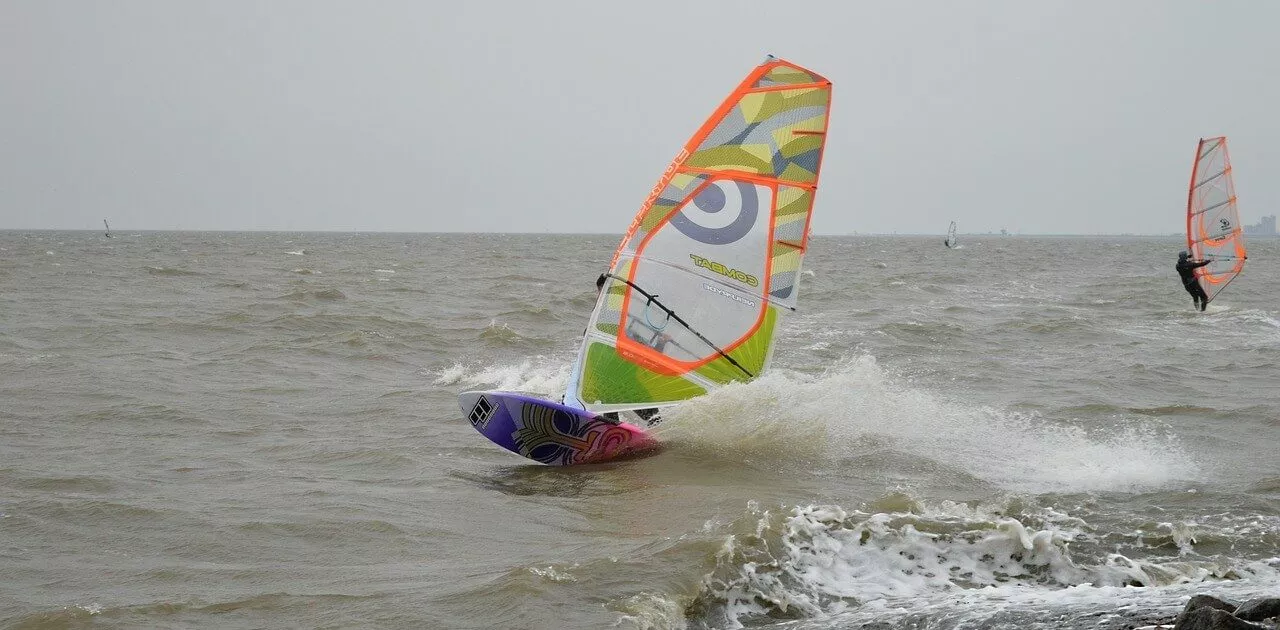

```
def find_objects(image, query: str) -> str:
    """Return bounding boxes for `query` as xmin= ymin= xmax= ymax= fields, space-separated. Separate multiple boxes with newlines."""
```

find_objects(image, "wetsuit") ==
xmin=634 ymin=407 xmax=662 ymax=426
xmin=600 ymin=409 xmax=660 ymax=427
xmin=1176 ymin=253 xmax=1212 ymax=311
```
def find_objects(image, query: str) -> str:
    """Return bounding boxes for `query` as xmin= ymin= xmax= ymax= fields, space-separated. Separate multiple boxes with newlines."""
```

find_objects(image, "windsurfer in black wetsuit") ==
xmin=1176 ymin=250 xmax=1213 ymax=311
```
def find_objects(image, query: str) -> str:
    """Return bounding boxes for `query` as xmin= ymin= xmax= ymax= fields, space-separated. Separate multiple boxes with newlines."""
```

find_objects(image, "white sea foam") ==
xmin=689 ymin=500 xmax=1280 ymax=630
xmin=656 ymin=354 xmax=1198 ymax=493
xmin=613 ymin=592 xmax=686 ymax=630
xmin=1225 ymin=308 xmax=1280 ymax=330
xmin=431 ymin=363 xmax=469 ymax=385
xmin=528 ymin=564 xmax=578 ymax=583
xmin=1197 ymin=307 xmax=1280 ymax=346
xmin=1120 ymin=306 xmax=1280 ymax=347
xmin=431 ymin=357 xmax=571 ymax=395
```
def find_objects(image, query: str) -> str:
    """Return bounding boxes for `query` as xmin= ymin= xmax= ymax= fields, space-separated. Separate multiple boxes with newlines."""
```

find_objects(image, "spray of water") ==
xmin=657 ymin=355 xmax=1199 ymax=493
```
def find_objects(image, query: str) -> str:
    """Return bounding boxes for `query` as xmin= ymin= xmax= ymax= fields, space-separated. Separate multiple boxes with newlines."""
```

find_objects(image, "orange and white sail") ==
xmin=565 ymin=57 xmax=832 ymax=413
xmin=1185 ymin=136 xmax=1247 ymax=303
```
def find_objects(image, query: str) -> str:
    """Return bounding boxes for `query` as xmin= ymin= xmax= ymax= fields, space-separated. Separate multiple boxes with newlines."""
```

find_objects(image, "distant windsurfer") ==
xmin=1176 ymin=250 xmax=1212 ymax=311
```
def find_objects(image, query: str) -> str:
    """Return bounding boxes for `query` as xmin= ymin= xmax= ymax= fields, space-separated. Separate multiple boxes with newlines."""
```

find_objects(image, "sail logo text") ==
xmin=689 ymin=254 xmax=759 ymax=287
xmin=702 ymin=284 xmax=756 ymax=307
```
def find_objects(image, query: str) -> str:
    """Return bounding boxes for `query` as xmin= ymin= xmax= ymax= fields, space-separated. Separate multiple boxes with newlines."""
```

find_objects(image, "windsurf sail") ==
xmin=944 ymin=221 xmax=957 ymax=248
xmin=1185 ymin=136 xmax=1246 ymax=303
xmin=564 ymin=56 xmax=832 ymax=413
xmin=103 ymin=219 xmax=111 ymax=238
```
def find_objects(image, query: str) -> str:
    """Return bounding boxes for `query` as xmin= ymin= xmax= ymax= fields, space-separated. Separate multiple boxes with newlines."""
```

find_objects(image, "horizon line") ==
xmin=1 ymin=228 xmax=1258 ymax=238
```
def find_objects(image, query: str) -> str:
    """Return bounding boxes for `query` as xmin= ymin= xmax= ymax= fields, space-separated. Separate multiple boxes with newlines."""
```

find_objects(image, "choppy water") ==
xmin=1 ymin=231 xmax=1277 ymax=629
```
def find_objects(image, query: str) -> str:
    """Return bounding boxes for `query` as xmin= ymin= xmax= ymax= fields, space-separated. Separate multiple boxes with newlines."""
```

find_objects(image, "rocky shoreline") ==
xmin=1134 ymin=594 xmax=1280 ymax=629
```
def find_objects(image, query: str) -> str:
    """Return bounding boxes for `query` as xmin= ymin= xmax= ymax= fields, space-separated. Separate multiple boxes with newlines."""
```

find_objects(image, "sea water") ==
xmin=1 ymin=231 xmax=1277 ymax=629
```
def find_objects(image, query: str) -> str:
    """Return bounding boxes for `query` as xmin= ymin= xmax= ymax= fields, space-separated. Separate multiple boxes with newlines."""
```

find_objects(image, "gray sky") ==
xmin=2 ymin=1 xmax=1278 ymax=234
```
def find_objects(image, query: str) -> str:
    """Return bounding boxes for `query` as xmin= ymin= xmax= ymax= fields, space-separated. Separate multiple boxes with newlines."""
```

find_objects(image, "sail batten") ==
xmin=565 ymin=57 xmax=832 ymax=412
xmin=1193 ymin=168 xmax=1228 ymax=190
xmin=618 ymin=253 xmax=800 ymax=312
xmin=679 ymin=166 xmax=819 ymax=189
xmin=1191 ymin=197 xmax=1234 ymax=216
xmin=745 ymin=82 xmax=832 ymax=94
xmin=1185 ymin=136 xmax=1247 ymax=304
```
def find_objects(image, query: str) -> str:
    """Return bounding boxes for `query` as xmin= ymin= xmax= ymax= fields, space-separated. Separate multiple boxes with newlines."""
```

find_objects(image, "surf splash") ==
xmin=433 ymin=357 xmax=572 ymax=396
xmin=654 ymin=354 xmax=1199 ymax=494
xmin=675 ymin=499 xmax=1280 ymax=630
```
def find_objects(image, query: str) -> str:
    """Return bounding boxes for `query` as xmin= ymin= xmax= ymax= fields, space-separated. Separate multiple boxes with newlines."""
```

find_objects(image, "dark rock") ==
xmin=1235 ymin=598 xmax=1280 ymax=622
xmin=1180 ymin=595 xmax=1239 ymax=618
xmin=1173 ymin=607 xmax=1270 ymax=630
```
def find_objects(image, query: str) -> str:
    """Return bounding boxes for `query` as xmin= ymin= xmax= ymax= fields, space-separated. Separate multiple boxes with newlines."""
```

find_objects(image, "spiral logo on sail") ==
xmin=670 ymin=179 xmax=759 ymax=245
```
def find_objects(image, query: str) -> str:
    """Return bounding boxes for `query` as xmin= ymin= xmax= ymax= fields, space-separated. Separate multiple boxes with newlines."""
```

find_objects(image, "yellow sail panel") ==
xmin=683 ymin=86 xmax=830 ymax=182
xmin=1186 ymin=136 xmax=1247 ymax=303
xmin=767 ymin=185 xmax=814 ymax=307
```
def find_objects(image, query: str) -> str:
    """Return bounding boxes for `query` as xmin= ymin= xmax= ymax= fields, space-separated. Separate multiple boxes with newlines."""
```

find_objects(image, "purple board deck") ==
xmin=458 ymin=391 xmax=659 ymax=465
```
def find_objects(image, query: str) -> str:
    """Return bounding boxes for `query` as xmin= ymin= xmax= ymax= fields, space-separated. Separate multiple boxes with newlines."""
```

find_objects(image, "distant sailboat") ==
xmin=944 ymin=220 xmax=958 ymax=248
xmin=103 ymin=219 xmax=112 ymax=238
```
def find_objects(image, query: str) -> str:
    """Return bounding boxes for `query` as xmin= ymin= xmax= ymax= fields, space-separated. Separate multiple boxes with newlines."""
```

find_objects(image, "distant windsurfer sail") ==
xmin=103 ymin=219 xmax=111 ymax=238
xmin=1182 ymin=136 xmax=1246 ymax=309
xmin=458 ymin=56 xmax=834 ymax=465
xmin=944 ymin=221 xmax=958 ymax=248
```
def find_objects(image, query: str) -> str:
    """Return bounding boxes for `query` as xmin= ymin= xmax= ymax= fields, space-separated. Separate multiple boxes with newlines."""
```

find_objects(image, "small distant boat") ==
xmin=944 ymin=220 xmax=958 ymax=249
xmin=103 ymin=219 xmax=112 ymax=238
xmin=1185 ymin=136 xmax=1247 ymax=304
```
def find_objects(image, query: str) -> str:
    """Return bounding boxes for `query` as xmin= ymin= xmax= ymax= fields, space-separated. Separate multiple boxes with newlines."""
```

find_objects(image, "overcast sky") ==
xmin=2 ymin=1 xmax=1277 ymax=234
